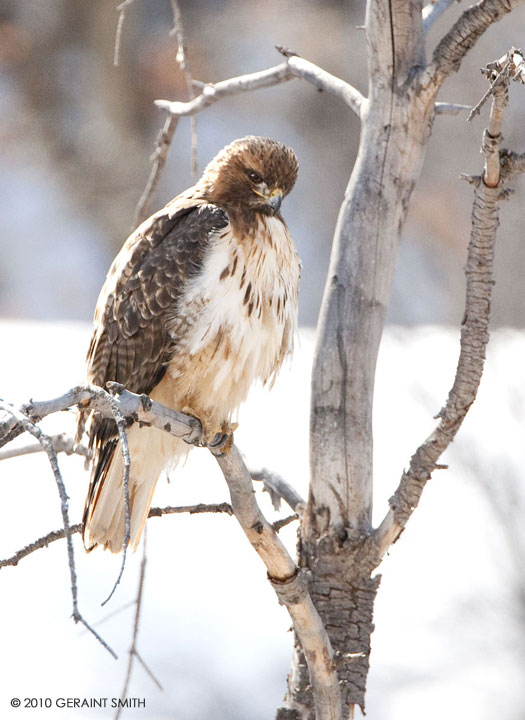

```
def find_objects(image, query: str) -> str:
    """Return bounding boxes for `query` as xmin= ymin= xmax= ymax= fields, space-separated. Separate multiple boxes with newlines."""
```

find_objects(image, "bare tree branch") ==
xmin=155 ymin=54 xmax=364 ymax=120
xmin=370 ymin=58 xmax=521 ymax=559
xmin=0 ymin=524 xmax=83 ymax=569
xmin=115 ymin=539 xmax=156 ymax=720
xmin=1 ymin=383 xmax=340 ymax=717
xmin=435 ymin=101 xmax=472 ymax=115
xmin=0 ymin=432 xmax=91 ymax=461
xmin=467 ymin=48 xmax=524 ymax=122
xmin=0 ymin=401 xmax=117 ymax=658
xmin=169 ymin=0 xmax=198 ymax=178
xmin=0 ymin=384 xmax=203 ymax=451
xmin=423 ymin=0 xmax=457 ymax=33
xmin=100 ymin=391 xmax=133 ymax=606
xmin=132 ymin=0 xmax=198 ymax=227
xmin=251 ymin=467 xmax=306 ymax=515
xmin=431 ymin=0 xmax=525 ymax=83
xmin=212 ymin=444 xmax=342 ymax=720
xmin=113 ymin=0 xmax=137 ymax=67
xmin=133 ymin=115 xmax=180 ymax=228
xmin=0 ymin=503 xmax=233 ymax=570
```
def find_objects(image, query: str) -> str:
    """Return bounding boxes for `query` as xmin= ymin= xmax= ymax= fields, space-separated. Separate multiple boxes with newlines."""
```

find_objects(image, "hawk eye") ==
xmin=247 ymin=169 xmax=263 ymax=184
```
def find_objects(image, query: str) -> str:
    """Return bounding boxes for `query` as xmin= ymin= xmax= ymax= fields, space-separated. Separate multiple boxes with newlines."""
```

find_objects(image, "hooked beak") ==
xmin=266 ymin=188 xmax=283 ymax=215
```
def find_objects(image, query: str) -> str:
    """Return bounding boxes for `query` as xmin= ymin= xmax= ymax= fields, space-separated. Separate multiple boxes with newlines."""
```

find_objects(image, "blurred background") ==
xmin=2 ymin=0 xmax=525 ymax=326
xmin=1 ymin=1 xmax=524 ymax=719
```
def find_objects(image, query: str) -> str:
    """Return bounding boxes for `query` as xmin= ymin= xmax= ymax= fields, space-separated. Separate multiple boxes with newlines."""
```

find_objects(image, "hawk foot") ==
xmin=181 ymin=407 xmax=237 ymax=451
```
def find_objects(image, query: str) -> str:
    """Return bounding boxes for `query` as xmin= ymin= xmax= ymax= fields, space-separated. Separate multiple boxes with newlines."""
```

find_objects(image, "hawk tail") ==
xmin=83 ymin=423 xmax=185 ymax=553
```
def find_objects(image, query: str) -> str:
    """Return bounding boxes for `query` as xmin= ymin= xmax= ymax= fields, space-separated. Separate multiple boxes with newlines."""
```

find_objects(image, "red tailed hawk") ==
xmin=80 ymin=136 xmax=300 ymax=553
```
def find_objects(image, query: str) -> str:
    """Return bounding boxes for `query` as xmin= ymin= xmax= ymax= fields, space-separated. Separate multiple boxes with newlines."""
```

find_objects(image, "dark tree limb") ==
xmin=371 ymin=53 xmax=522 ymax=560
xmin=431 ymin=0 xmax=525 ymax=83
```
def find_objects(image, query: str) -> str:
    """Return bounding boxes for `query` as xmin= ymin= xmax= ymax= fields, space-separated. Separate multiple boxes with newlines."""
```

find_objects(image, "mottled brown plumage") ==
xmin=80 ymin=136 xmax=299 ymax=552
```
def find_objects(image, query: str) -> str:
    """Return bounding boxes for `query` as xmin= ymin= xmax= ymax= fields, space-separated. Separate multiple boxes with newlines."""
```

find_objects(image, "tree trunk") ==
xmin=284 ymin=1 xmax=440 ymax=716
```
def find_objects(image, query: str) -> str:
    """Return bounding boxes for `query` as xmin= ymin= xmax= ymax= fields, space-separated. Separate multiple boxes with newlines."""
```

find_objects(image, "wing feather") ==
xmin=81 ymin=201 xmax=229 ymax=548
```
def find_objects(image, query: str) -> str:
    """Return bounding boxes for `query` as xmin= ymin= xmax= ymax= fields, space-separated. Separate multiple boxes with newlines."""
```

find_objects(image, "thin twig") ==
xmin=0 ymin=401 xmax=117 ymax=659
xmin=115 ymin=539 xmax=149 ymax=720
xmin=467 ymin=56 xmax=511 ymax=122
xmin=0 ymin=524 xmax=83 ymax=568
xmin=435 ymin=102 xmax=472 ymax=115
xmin=170 ymin=0 xmax=198 ymax=178
xmin=101 ymin=397 xmax=131 ymax=606
xmin=273 ymin=514 xmax=299 ymax=532
xmin=0 ymin=432 xmax=91 ymax=461
xmin=251 ymin=467 xmax=306 ymax=515
xmin=134 ymin=649 xmax=163 ymax=690
xmin=132 ymin=1 xmax=197 ymax=227
xmin=0 ymin=504 xmax=233 ymax=569
xmin=114 ymin=0 xmax=137 ymax=67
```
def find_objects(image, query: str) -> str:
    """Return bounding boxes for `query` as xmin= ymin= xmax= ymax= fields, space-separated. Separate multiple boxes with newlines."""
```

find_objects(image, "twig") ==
xmin=133 ymin=2 xmax=199 ymax=226
xmin=0 ymin=504 xmax=234 ymax=569
xmin=148 ymin=501 xmax=233 ymax=518
xmin=273 ymin=514 xmax=299 ymax=532
xmin=468 ymin=48 xmax=524 ymax=123
xmin=371 ymin=56 xmax=517 ymax=560
xmin=0 ymin=432 xmax=91 ymax=461
xmin=101 ymin=393 xmax=132 ymax=606
xmin=0 ymin=524 xmax=83 ymax=568
xmin=422 ymin=0 xmax=456 ymax=33
xmin=0 ymin=401 xmax=117 ymax=659
xmin=467 ymin=56 xmax=511 ymax=122
xmin=114 ymin=0 xmax=137 ymax=67
xmin=133 ymin=116 xmax=180 ymax=228
xmin=115 ymin=539 xmax=157 ymax=720
xmin=170 ymin=0 xmax=198 ymax=178
xmin=251 ymin=467 xmax=306 ymax=515
xmin=434 ymin=102 xmax=472 ymax=115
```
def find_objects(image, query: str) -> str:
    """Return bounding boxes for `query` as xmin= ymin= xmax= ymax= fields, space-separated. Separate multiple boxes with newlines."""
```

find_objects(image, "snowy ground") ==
xmin=0 ymin=321 xmax=523 ymax=720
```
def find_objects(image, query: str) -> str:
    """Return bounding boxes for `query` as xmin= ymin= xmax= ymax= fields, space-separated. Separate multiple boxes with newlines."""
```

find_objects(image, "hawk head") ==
xmin=199 ymin=136 xmax=298 ymax=218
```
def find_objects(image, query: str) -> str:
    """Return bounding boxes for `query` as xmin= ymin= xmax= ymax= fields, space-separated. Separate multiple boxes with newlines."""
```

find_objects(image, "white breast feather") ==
xmin=172 ymin=215 xmax=299 ymax=405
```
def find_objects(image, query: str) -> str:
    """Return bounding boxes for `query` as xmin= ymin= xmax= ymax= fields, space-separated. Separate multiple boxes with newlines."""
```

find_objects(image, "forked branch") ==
xmin=371 ymin=54 xmax=524 ymax=560
xmin=155 ymin=54 xmax=364 ymax=119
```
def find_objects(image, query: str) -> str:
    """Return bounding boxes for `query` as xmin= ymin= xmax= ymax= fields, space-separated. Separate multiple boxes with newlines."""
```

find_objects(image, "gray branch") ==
xmin=435 ymin=102 xmax=472 ymax=115
xmin=155 ymin=55 xmax=364 ymax=120
xmin=371 ymin=59 xmax=517 ymax=559
xmin=251 ymin=467 xmax=306 ymax=515
xmin=0 ymin=385 xmax=340 ymax=719
xmin=212 ymin=445 xmax=342 ymax=720
xmin=0 ymin=400 xmax=117 ymax=659
xmin=0 ymin=503 xmax=233 ymax=570
xmin=431 ymin=0 xmax=525 ymax=83
xmin=422 ymin=0 xmax=456 ymax=33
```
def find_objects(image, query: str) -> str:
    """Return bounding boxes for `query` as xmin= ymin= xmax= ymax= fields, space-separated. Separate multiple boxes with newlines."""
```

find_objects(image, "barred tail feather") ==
xmin=83 ymin=424 xmax=186 ymax=553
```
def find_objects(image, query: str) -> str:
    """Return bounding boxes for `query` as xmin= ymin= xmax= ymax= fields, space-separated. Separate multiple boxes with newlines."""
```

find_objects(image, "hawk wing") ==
xmin=81 ymin=201 xmax=229 ymax=539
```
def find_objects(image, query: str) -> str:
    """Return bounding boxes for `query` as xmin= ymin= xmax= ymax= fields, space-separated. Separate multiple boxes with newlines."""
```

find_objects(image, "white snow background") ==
xmin=0 ymin=321 xmax=523 ymax=720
